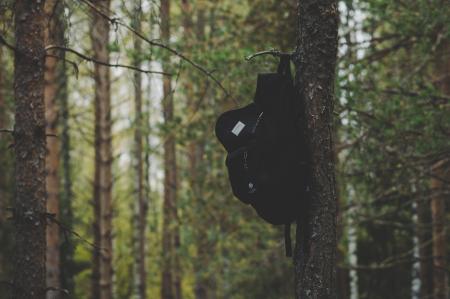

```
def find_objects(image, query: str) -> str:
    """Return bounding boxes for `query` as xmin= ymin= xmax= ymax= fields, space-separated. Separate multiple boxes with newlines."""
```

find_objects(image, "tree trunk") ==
xmin=430 ymin=39 xmax=450 ymax=299
xmin=293 ymin=1 xmax=339 ymax=298
xmin=132 ymin=1 xmax=147 ymax=298
xmin=160 ymin=0 xmax=181 ymax=298
xmin=12 ymin=1 xmax=47 ymax=298
xmin=44 ymin=1 xmax=63 ymax=297
xmin=59 ymin=39 xmax=74 ymax=299
xmin=0 ymin=34 xmax=5 ymax=251
xmin=430 ymin=160 xmax=449 ymax=299
xmin=90 ymin=1 xmax=113 ymax=299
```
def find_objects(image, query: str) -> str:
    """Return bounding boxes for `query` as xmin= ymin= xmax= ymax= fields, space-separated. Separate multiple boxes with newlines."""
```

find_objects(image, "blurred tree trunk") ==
xmin=90 ymin=1 xmax=113 ymax=299
xmin=44 ymin=1 xmax=63 ymax=297
xmin=0 ymin=37 xmax=7 ymax=289
xmin=54 ymin=5 xmax=74 ymax=296
xmin=416 ymin=193 xmax=432 ymax=297
xmin=12 ymin=1 xmax=47 ymax=298
xmin=161 ymin=0 xmax=181 ymax=298
xmin=430 ymin=160 xmax=449 ymax=299
xmin=132 ymin=1 xmax=147 ymax=298
xmin=293 ymin=0 xmax=339 ymax=298
xmin=430 ymin=39 xmax=450 ymax=299
xmin=59 ymin=42 xmax=74 ymax=299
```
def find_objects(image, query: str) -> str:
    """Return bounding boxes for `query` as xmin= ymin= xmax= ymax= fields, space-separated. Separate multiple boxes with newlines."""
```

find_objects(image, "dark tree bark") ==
xmin=161 ymin=0 xmax=181 ymax=298
xmin=132 ymin=1 xmax=148 ymax=298
xmin=90 ymin=1 xmax=113 ymax=299
xmin=12 ymin=1 xmax=47 ymax=298
xmin=293 ymin=1 xmax=339 ymax=298
xmin=43 ymin=1 xmax=64 ymax=297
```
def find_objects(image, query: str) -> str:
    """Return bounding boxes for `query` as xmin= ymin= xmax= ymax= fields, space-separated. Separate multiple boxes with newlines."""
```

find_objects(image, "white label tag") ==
xmin=231 ymin=121 xmax=245 ymax=136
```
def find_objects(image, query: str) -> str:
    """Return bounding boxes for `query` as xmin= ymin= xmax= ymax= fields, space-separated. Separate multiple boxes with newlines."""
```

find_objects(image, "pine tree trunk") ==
xmin=293 ymin=1 xmax=339 ymax=298
xmin=59 ymin=40 xmax=74 ymax=299
xmin=430 ymin=39 xmax=450 ymax=299
xmin=90 ymin=1 xmax=113 ymax=299
xmin=0 ymin=38 xmax=6 ymax=290
xmin=43 ymin=1 xmax=63 ymax=297
xmin=132 ymin=1 xmax=147 ymax=298
xmin=12 ymin=1 xmax=47 ymax=298
xmin=430 ymin=160 xmax=449 ymax=299
xmin=160 ymin=0 xmax=181 ymax=298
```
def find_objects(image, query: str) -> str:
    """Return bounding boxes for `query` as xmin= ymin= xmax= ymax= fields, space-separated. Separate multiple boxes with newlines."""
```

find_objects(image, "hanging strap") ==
xmin=284 ymin=223 xmax=292 ymax=257
xmin=277 ymin=54 xmax=292 ymax=79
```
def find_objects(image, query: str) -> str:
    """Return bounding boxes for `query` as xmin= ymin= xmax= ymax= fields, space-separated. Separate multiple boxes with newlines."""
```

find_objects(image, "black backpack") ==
xmin=215 ymin=55 xmax=307 ymax=256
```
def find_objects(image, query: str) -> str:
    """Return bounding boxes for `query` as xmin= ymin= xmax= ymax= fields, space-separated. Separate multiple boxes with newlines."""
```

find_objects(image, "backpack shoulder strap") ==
xmin=277 ymin=54 xmax=292 ymax=79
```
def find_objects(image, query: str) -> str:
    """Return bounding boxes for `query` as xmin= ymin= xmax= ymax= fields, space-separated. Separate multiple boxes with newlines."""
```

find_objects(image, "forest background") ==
xmin=0 ymin=0 xmax=449 ymax=299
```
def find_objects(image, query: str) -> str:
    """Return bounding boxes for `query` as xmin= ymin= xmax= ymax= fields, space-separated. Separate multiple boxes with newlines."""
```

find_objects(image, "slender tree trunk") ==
xmin=180 ymin=2 xmax=214 ymax=298
xmin=59 ymin=38 xmax=74 ymax=299
xmin=90 ymin=1 xmax=113 ymax=299
xmin=43 ymin=1 xmax=63 ymax=297
xmin=0 ymin=37 xmax=7 ymax=289
xmin=160 ymin=0 xmax=181 ymax=298
xmin=293 ymin=1 xmax=339 ymax=298
xmin=430 ymin=160 xmax=449 ymax=299
xmin=132 ymin=1 xmax=147 ymax=298
xmin=430 ymin=39 xmax=450 ymax=299
xmin=12 ymin=1 xmax=47 ymax=298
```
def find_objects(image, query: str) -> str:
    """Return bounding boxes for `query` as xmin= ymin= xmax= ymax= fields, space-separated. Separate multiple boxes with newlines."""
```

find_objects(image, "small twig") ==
xmin=0 ymin=129 xmax=14 ymax=134
xmin=45 ymin=213 xmax=106 ymax=253
xmin=46 ymin=54 xmax=80 ymax=78
xmin=0 ymin=35 xmax=16 ymax=52
xmin=45 ymin=45 xmax=172 ymax=76
xmin=245 ymin=49 xmax=292 ymax=61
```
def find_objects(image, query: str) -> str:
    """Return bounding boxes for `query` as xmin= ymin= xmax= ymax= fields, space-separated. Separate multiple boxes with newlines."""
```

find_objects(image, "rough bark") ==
xmin=160 ymin=0 xmax=181 ymax=298
xmin=132 ymin=1 xmax=147 ymax=298
xmin=12 ymin=1 xmax=47 ymax=298
xmin=90 ymin=1 xmax=113 ymax=299
xmin=43 ymin=0 xmax=63 ymax=297
xmin=293 ymin=1 xmax=339 ymax=298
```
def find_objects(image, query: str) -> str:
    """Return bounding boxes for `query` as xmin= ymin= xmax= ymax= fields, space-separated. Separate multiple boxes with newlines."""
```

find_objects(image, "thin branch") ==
xmin=245 ymin=49 xmax=292 ymax=61
xmin=45 ymin=45 xmax=171 ymax=76
xmin=0 ymin=35 xmax=15 ymax=52
xmin=74 ymin=0 xmax=234 ymax=101
xmin=0 ymin=129 xmax=14 ymax=134
xmin=45 ymin=54 xmax=80 ymax=78
xmin=45 ymin=213 xmax=106 ymax=253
